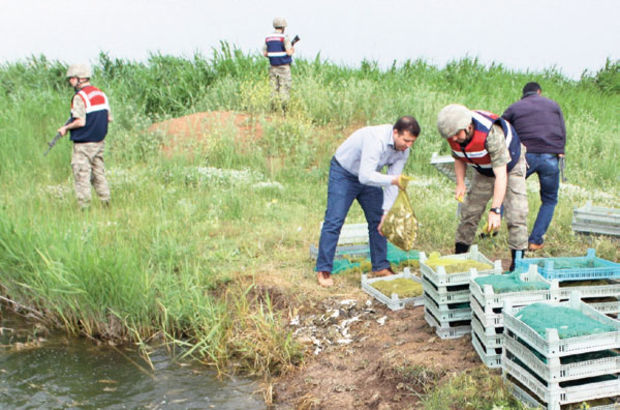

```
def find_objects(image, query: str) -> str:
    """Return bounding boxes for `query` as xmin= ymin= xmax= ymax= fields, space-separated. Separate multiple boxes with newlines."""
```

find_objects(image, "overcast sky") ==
xmin=1 ymin=0 xmax=618 ymax=79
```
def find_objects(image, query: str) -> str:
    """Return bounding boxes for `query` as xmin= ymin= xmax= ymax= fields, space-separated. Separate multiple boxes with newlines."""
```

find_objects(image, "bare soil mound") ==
xmin=148 ymin=110 xmax=264 ymax=154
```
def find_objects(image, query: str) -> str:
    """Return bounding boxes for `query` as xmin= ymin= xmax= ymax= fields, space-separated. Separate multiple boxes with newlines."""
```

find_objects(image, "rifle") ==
xmin=44 ymin=118 xmax=71 ymax=156
xmin=44 ymin=132 xmax=63 ymax=156
xmin=291 ymin=35 xmax=300 ymax=46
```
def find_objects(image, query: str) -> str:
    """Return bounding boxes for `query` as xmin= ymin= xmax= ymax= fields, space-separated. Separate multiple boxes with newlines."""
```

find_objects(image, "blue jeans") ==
xmin=315 ymin=158 xmax=389 ymax=273
xmin=525 ymin=153 xmax=560 ymax=245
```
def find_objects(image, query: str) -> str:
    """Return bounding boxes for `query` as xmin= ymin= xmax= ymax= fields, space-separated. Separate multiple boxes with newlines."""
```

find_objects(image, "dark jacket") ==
xmin=502 ymin=94 xmax=566 ymax=154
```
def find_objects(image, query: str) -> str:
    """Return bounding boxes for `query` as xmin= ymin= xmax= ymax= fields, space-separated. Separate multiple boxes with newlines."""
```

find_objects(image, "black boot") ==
xmin=509 ymin=249 xmax=526 ymax=272
xmin=455 ymin=242 xmax=470 ymax=254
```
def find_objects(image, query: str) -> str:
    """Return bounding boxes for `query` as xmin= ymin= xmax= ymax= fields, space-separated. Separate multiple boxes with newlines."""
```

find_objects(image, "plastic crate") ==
xmin=472 ymin=330 xmax=502 ymax=369
xmin=422 ymin=276 xmax=471 ymax=304
xmin=470 ymin=294 xmax=504 ymax=328
xmin=430 ymin=152 xmax=473 ymax=187
xmin=503 ymin=331 xmax=619 ymax=383
xmin=502 ymin=354 xmax=620 ymax=408
xmin=586 ymin=299 xmax=619 ymax=316
xmin=424 ymin=308 xmax=471 ymax=340
xmin=503 ymin=374 xmax=620 ymax=410
xmin=471 ymin=313 xmax=504 ymax=350
xmin=470 ymin=265 xmax=560 ymax=311
xmin=514 ymin=249 xmax=620 ymax=281
xmin=424 ymin=292 xmax=472 ymax=322
xmin=572 ymin=201 xmax=620 ymax=237
xmin=420 ymin=245 xmax=502 ymax=286
xmin=503 ymin=297 xmax=620 ymax=359
xmin=362 ymin=270 xmax=424 ymax=311
xmin=558 ymin=279 xmax=620 ymax=300
xmin=309 ymin=223 xmax=370 ymax=259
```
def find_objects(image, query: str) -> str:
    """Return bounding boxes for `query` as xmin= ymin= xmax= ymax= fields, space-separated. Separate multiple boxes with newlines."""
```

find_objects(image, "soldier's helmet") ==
xmin=272 ymin=17 xmax=287 ymax=28
xmin=66 ymin=64 xmax=92 ymax=79
xmin=437 ymin=104 xmax=472 ymax=139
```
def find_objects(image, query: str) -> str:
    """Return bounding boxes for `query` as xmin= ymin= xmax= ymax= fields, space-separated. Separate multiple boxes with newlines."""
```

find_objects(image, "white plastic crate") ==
xmin=470 ymin=294 xmax=504 ymax=328
xmin=503 ymin=374 xmax=620 ymax=410
xmin=362 ymin=269 xmax=424 ymax=311
xmin=503 ymin=331 xmax=620 ymax=383
xmin=502 ymin=354 xmax=620 ymax=408
xmin=309 ymin=223 xmax=370 ymax=259
xmin=472 ymin=330 xmax=502 ymax=369
xmin=503 ymin=297 xmax=620 ymax=359
xmin=430 ymin=152 xmax=473 ymax=187
xmin=572 ymin=201 xmax=620 ymax=237
xmin=586 ymin=299 xmax=620 ymax=316
xmin=470 ymin=265 xmax=560 ymax=311
xmin=422 ymin=276 xmax=470 ymax=304
xmin=424 ymin=308 xmax=471 ymax=340
xmin=558 ymin=279 xmax=620 ymax=300
xmin=424 ymin=292 xmax=472 ymax=322
xmin=471 ymin=314 xmax=503 ymax=350
xmin=420 ymin=245 xmax=501 ymax=286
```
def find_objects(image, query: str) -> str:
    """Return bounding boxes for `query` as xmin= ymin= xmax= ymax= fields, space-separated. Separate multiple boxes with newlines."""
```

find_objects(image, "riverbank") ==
xmin=0 ymin=50 xmax=618 ymax=407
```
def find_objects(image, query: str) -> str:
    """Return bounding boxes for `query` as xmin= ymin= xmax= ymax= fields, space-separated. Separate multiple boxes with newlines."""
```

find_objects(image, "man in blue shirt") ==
xmin=502 ymin=82 xmax=566 ymax=251
xmin=315 ymin=116 xmax=420 ymax=287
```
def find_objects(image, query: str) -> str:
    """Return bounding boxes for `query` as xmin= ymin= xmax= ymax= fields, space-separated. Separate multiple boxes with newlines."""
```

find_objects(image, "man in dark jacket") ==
xmin=502 ymin=82 xmax=566 ymax=251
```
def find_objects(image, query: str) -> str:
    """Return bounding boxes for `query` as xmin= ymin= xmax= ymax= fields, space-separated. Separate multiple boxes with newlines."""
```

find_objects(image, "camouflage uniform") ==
xmin=456 ymin=124 xmax=528 ymax=250
xmin=70 ymin=94 xmax=111 ymax=208
xmin=268 ymin=64 xmax=292 ymax=105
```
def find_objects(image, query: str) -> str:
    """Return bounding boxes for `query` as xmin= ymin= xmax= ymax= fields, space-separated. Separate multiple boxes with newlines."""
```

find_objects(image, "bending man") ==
xmin=315 ymin=116 xmax=420 ymax=287
xmin=437 ymin=104 xmax=527 ymax=271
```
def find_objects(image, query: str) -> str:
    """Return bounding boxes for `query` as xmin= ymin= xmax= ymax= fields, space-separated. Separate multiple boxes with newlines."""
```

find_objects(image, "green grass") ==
xmin=0 ymin=44 xmax=618 ymax=390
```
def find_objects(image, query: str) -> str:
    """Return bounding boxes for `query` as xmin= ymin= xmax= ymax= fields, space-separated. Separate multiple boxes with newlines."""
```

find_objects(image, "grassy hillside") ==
xmin=0 ymin=45 xmax=618 ymax=380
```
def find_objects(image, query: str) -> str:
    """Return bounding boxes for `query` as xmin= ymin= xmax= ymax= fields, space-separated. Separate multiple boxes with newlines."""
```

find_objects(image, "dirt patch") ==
xmin=265 ymin=283 xmax=484 ymax=409
xmin=148 ymin=111 xmax=265 ymax=155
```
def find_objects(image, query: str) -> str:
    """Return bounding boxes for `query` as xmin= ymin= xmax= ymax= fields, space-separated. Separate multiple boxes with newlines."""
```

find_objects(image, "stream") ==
xmin=0 ymin=312 xmax=265 ymax=409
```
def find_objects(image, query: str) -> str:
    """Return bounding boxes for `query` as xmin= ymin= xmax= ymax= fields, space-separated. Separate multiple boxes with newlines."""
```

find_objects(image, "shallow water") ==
xmin=0 ymin=312 xmax=265 ymax=409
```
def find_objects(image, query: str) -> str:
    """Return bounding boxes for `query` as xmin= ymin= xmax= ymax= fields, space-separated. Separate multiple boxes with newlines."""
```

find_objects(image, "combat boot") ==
xmin=509 ymin=249 xmax=526 ymax=272
xmin=455 ymin=242 xmax=470 ymax=254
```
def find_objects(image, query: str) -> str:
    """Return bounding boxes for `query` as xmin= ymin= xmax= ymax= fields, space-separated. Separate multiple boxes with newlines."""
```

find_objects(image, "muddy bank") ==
xmin=270 ymin=294 xmax=483 ymax=409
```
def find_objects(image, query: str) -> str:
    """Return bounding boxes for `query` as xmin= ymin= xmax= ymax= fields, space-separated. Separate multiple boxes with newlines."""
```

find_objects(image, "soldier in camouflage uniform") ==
xmin=58 ymin=64 xmax=111 ymax=209
xmin=437 ymin=104 xmax=528 ymax=271
xmin=263 ymin=17 xmax=295 ymax=111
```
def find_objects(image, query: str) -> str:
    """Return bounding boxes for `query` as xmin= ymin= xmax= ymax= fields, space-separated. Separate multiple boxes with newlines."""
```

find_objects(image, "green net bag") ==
xmin=381 ymin=177 xmax=417 ymax=251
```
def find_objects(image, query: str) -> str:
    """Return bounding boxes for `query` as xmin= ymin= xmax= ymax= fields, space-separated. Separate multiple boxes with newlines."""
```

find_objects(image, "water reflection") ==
xmin=0 ymin=313 xmax=265 ymax=409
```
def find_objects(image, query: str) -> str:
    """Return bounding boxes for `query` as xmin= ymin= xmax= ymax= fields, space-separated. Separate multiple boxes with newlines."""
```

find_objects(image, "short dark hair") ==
xmin=522 ymin=81 xmax=541 ymax=96
xmin=393 ymin=116 xmax=421 ymax=137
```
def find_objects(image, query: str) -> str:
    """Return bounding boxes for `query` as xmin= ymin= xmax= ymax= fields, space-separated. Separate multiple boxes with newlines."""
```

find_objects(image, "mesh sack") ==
xmin=381 ymin=179 xmax=417 ymax=251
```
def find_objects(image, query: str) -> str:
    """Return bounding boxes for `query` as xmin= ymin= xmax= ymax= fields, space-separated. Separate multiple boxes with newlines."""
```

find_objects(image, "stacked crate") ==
xmin=421 ymin=245 xmax=502 ymax=339
xmin=572 ymin=201 xmax=620 ymax=237
xmin=469 ymin=265 xmax=559 ymax=368
xmin=502 ymin=295 xmax=620 ymax=410
xmin=515 ymin=249 xmax=620 ymax=318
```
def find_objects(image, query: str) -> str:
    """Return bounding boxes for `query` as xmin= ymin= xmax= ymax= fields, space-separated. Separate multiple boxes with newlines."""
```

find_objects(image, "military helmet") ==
xmin=273 ymin=17 xmax=287 ymax=28
xmin=437 ymin=104 xmax=472 ymax=139
xmin=66 ymin=63 xmax=92 ymax=79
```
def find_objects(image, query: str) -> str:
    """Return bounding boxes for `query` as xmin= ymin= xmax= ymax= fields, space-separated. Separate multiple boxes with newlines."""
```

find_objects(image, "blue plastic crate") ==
xmin=515 ymin=249 xmax=620 ymax=281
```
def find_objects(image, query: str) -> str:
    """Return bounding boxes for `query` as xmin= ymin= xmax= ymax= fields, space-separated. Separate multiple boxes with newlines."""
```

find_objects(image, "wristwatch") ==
xmin=489 ymin=207 xmax=502 ymax=215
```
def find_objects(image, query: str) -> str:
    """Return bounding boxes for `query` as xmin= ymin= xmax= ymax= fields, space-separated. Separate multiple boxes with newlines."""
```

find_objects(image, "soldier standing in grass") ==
xmin=315 ymin=116 xmax=420 ymax=287
xmin=502 ymin=82 xmax=566 ymax=252
xmin=437 ymin=104 xmax=528 ymax=271
xmin=263 ymin=17 xmax=295 ymax=112
xmin=57 ymin=64 xmax=111 ymax=209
